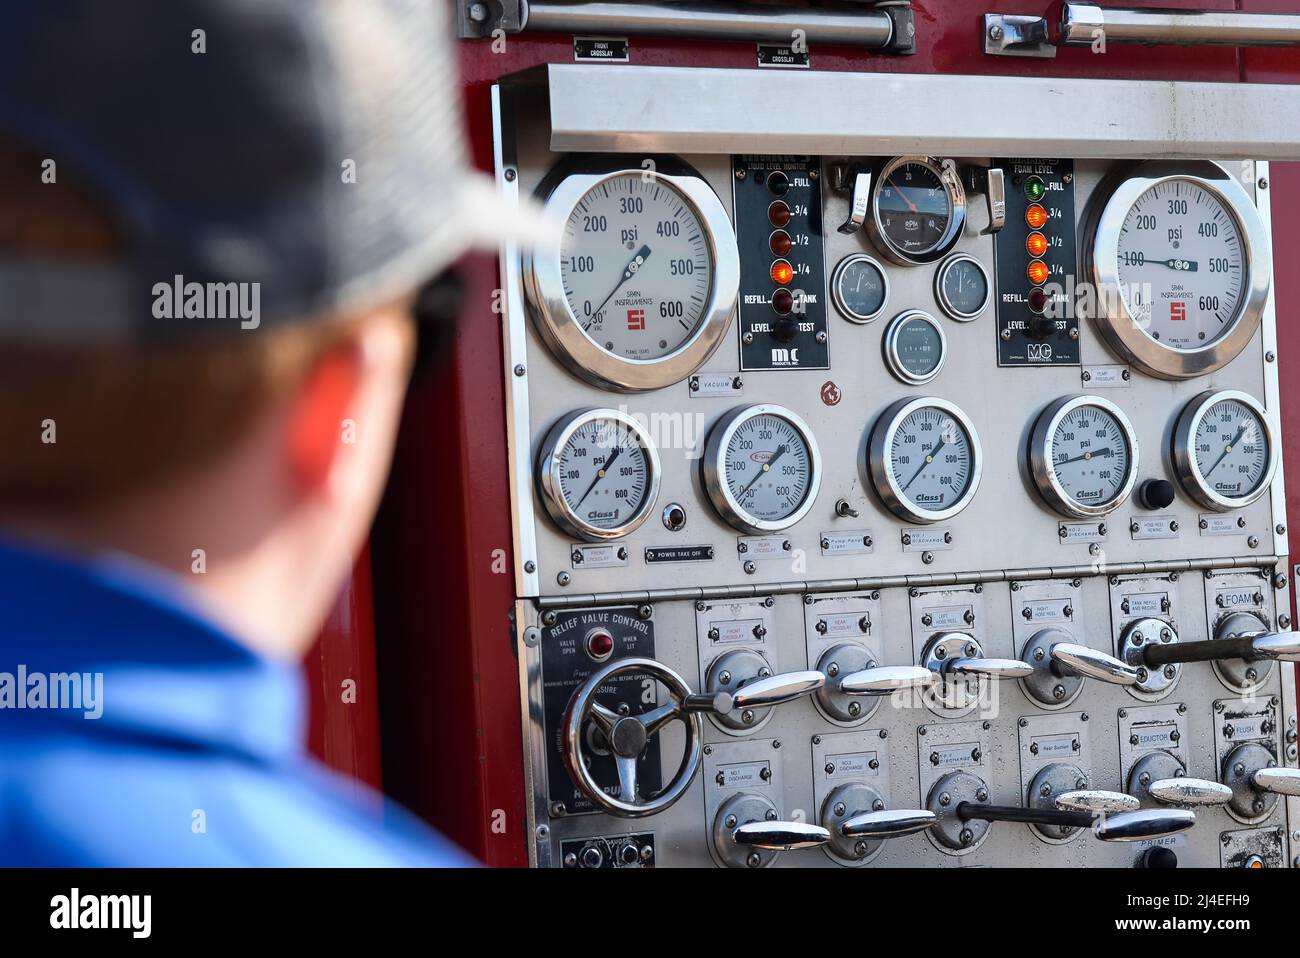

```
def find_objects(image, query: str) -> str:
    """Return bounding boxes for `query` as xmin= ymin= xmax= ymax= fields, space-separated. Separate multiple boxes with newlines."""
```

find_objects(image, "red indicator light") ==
xmin=1025 ymin=204 xmax=1048 ymax=230
xmin=769 ymin=230 xmax=793 ymax=256
xmin=771 ymin=288 xmax=794 ymax=315
xmin=768 ymin=201 xmax=791 ymax=227
xmin=585 ymin=629 xmax=615 ymax=661
xmin=1027 ymin=260 xmax=1050 ymax=286
xmin=1028 ymin=288 xmax=1049 ymax=314
xmin=770 ymin=259 xmax=794 ymax=285
xmin=1026 ymin=232 xmax=1049 ymax=258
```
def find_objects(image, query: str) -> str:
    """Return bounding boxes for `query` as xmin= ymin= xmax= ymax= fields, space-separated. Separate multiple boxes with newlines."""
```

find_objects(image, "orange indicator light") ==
xmin=1026 ymin=232 xmax=1049 ymax=258
xmin=1025 ymin=203 xmax=1048 ymax=230
xmin=1027 ymin=260 xmax=1050 ymax=286
xmin=770 ymin=259 xmax=794 ymax=286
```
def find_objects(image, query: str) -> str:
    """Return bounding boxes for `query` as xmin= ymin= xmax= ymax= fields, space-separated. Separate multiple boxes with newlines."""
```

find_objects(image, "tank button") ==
xmin=1139 ymin=846 xmax=1178 ymax=869
xmin=1138 ymin=479 xmax=1177 ymax=511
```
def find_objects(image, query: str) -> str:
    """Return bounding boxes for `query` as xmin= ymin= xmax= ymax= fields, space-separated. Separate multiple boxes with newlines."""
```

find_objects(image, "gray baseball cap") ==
xmin=0 ymin=0 xmax=547 ymax=341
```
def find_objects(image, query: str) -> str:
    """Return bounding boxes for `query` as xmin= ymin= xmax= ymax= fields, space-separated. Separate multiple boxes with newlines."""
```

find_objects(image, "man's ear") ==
xmin=286 ymin=338 xmax=365 ymax=499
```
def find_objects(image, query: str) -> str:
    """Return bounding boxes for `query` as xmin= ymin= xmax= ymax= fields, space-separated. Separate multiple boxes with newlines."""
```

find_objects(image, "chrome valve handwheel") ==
xmin=563 ymin=657 xmax=705 ymax=818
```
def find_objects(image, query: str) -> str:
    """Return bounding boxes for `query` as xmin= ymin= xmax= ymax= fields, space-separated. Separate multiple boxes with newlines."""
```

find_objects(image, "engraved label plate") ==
xmin=820 ymin=530 xmax=875 ymax=556
xmin=902 ymin=528 xmax=952 ymax=552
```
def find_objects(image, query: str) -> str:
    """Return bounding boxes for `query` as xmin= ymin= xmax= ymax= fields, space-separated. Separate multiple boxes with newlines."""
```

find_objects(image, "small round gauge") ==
xmin=868 ymin=156 xmax=967 ymax=266
xmin=935 ymin=254 xmax=990 ymax=321
xmin=1173 ymin=390 xmax=1277 ymax=511
xmin=536 ymin=408 xmax=661 ymax=541
xmin=1028 ymin=396 xmax=1140 ymax=518
xmin=831 ymin=254 xmax=889 ymax=323
xmin=869 ymin=397 xmax=982 ymax=524
xmin=883 ymin=310 xmax=947 ymax=385
xmin=524 ymin=166 xmax=740 ymax=391
xmin=703 ymin=404 xmax=822 ymax=534
xmin=1086 ymin=163 xmax=1271 ymax=379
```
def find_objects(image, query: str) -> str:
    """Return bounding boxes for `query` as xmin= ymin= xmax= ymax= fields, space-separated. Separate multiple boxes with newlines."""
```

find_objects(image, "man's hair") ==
xmin=0 ymin=141 xmax=361 ymax=511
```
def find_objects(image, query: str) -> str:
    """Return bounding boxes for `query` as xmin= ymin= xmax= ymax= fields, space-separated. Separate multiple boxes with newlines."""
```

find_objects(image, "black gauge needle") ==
xmin=584 ymin=245 xmax=653 ymax=331
xmin=575 ymin=444 xmax=622 ymax=507
xmin=1055 ymin=447 xmax=1114 ymax=467
xmin=1142 ymin=256 xmax=1199 ymax=272
xmin=740 ymin=445 xmax=787 ymax=496
xmin=1206 ymin=425 xmax=1247 ymax=476
xmin=903 ymin=439 xmax=944 ymax=492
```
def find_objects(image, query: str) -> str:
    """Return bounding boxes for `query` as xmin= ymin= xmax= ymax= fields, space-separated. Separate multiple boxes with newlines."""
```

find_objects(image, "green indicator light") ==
xmin=1023 ymin=176 xmax=1046 ymax=201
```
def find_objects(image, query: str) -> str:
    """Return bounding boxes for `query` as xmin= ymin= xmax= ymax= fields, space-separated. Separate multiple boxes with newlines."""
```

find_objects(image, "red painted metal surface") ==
xmin=305 ymin=547 xmax=384 ymax=794
xmin=340 ymin=1 xmax=1300 ymax=867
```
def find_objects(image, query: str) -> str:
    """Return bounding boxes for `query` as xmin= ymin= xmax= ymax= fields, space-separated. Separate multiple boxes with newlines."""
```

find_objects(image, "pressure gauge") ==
xmin=524 ymin=165 xmax=740 ymax=391
xmin=1028 ymin=396 xmax=1140 ymax=519
xmin=1085 ymin=162 xmax=1271 ymax=380
xmin=703 ymin=404 xmax=822 ymax=534
xmin=536 ymin=408 xmax=661 ymax=541
xmin=869 ymin=397 xmax=982 ymax=524
xmin=831 ymin=253 xmax=889 ymax=323
xmin=883 ymin=310 xmax=947 ymax=385
xmin=867 ymin=156 xmax=967 ymax=266
xmin=1172 ymin=390 xmax=1277 ymax=511
xmin=935 ymin=254 xmax=990 ymax=321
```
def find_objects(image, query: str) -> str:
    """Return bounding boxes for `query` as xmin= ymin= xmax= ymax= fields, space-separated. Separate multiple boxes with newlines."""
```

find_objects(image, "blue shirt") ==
xmin=0 ymin=539 xmax=474 ymax=866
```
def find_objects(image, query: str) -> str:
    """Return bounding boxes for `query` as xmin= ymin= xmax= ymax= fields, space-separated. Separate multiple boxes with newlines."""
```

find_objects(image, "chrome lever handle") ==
xmin=1050 ymin=642 xmax=1140 ymax=686
xmin=942 ymin=657 xmax=1034 ymax=680
xmin=1148 ymin=777 xmax=1233 ymax=807
xmin=1092 ymin=808 xmax=1196 ymax=842
xmin=837 ymin=170 xmax=872 ymax=235
xmin=1252 ymin=766 xmax=1300 ymax=796
xmin=837 ymin=665 xmax=937 ymax=696
xmin=840 ymin=808 xmax=936 ymax=839
xmin=728 ymin=670 xmax=825 ymax=710
xmin=732 ymin=821 xmax=831 ymax=851
xmin=1054 ymin=790 xmax=1140 ymax=814
xmin=1246 ymin=631 xmax=1300 ymax=661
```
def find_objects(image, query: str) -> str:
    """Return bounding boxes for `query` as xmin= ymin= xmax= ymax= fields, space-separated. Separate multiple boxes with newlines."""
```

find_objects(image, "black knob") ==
xmin=1139 ymin=846 xmax=1178 ymax=869
xmin=770 ymin=316 xmax=799 ymax=343
xmin=619 ymin=843 xmax=640 ymax=865
xmin=1139 ymin=479 xmax=1176 ymax=511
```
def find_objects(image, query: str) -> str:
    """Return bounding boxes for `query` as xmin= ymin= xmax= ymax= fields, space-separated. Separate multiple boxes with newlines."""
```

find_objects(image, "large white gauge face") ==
xmin=537 ymin=409 xmax=661 ymax=541
xmin=703 ymin=405 xmax=822 ymax=534
xmin=1192 ymin=397 xmax=1269 ymax=500
xmin=870 ymin=399 xmax=982 ymax=524
xmin=888 ymin=407 xmax=974 ymax=514
xmin=561 ymin=173 xmax=714 ymax=362
xmin=1036 ymin=398 xmax=1138 ymax=517
xmin=1114 ymin=179 xmax=1246 ymax=351
xmin=1174 ymin=390 xmax=1276 ymax=511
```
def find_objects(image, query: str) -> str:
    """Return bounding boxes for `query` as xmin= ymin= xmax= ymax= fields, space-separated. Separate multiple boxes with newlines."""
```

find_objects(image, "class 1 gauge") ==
xmin=1028 ymin=395 xmax=1140 ymax=518
xmin=868 ymin=397 xmax=982 ymax=524
xmin=702 ymin=404 xmax=822 ymax=534
xmin=867 ymin=156 xmax=967 ymax=266
xmin=524 ymin=165 xmax=740 ymax=391
xmin=536 ymin=408 xmax=662 ymax=541
xmin=1085 ymin=162 xmax=1272 ymax=380
xmin=1172 ymin=389 xmax=1278 ymax=511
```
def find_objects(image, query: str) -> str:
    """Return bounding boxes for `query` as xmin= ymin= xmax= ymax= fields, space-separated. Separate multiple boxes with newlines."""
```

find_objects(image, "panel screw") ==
xmin=1249 ymin=536 xmax=1261 ymax=549
xmin=557 ymin=571 xmax=570 ymax=586
xmin=513 ymin=363 xmax=526 ymax=376
xmin=744 ymin=560 xmax=756 ymax=575
xmin=524 ymin=561 xmax=536 ymax=574
xmin=988 ymin=22 xmax=1004 ymax=40
xmin=1275 ymin=573 xmax=1288 ymax=589
xmin=638 ymin=604 xmax=653 ymax=620
xmin=504 ymin=168 xmax=517 ymax=182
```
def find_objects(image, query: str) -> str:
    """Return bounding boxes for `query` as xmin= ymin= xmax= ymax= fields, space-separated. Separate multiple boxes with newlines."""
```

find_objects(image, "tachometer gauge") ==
xmin=1172 ymin=390 xmax=1277 ymax=511
xmin=869 ymin=397 xmax=982 ymax=524
xmin=703 ymin=404 xmax=822 ymax=534
xmin=867 ymin=156 xmax=967 ymax=266
xmin=524 ymin=165 xmax=740 ymax=391
xmin=537 ymin=408 xmax=661 ymax=541
xmin=1086 ymin=162 xmax=1271 ymax=380
xmin=1028 ymin=396 xmax=1140 ymax=518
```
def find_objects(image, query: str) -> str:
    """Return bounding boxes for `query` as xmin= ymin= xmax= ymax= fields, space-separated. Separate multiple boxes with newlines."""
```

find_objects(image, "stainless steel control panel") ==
xmin=494 ymin=72 xmax=1297 ymax=869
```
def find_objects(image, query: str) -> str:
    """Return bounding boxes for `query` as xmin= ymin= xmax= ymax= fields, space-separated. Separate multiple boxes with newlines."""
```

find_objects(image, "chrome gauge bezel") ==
xmin=1172 ymin=389 xmax=1278 ymax=512
xmin=536 ymin=407 xmax=663 ymax=542
xmin=702 ymin=403 xmax=823 ymax=535
xmin=934 ymin=253 xmax=991 ymax=321
xmin=868 ymin=396 xmax=983 ymax=525
xmin=883 ymin=309 xmax=947 ymax=386
xmin=1027 ymin=395 xmax=1140 ymax=519
xmin=1085 ymin=163 xmax=1272 ymax=381
xmin=867 ymin=155 xmax=968 ymax=267
xmin=830 ymin=253 xmax=890 ymax=324
xmin=523 ymin=166 xmax=740 ymax=392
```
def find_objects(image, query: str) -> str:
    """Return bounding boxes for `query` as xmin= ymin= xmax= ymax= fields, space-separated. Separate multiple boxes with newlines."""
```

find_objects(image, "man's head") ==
xmin=0 ymin=0 xmax=539 ymax=657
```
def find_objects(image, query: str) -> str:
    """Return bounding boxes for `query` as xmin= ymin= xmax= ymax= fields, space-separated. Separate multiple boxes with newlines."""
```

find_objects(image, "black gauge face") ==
xmin=938 ymin=257 xmax=989 ymax=319
xmin=876 ymin=161 xmax=954 ymax=258
xmin=832 ymin=255 xmax=888 ymax=322
xmin=884 ymin=312 xmax=946 ymax=385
